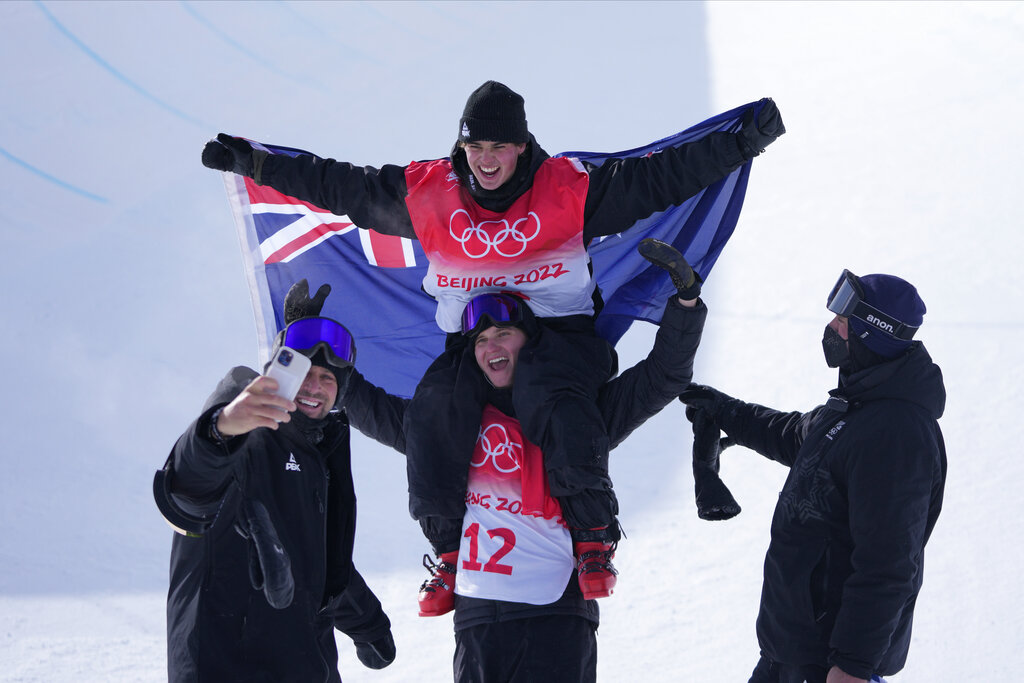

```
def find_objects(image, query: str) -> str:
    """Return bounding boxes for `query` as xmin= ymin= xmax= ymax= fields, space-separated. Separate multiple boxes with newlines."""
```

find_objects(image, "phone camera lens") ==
xmin=279 ymin=350 xmax=293 ymax=366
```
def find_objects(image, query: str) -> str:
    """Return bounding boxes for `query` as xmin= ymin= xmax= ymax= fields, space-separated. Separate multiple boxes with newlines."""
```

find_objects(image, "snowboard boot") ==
xmin=638 ymin=238 xmax=702 ymax=300
xmin=575 ymin=541 xmax=618 ymax=600
xmin=417 ymin=551 xmax=458 ymax=617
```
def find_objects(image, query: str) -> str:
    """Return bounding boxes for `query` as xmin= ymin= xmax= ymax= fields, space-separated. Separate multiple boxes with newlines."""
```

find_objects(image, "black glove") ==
xmin=691 ymin=408 xmax=740 ymax=521
xmin=202 ymin=133 xmax=255 ymax=176
xmin=638 ymin=238 xmax=702 ymax=300
xmin=737 ymin=98 xmax=785 ymax=158
xmin=237 ymin=497 xmax=294 ymax=609
xmin=284 ymin=278 xmax=331 ymax=324
xmin=678 ymin=384 xmax=737 ymax=426
xmin=355 ymin=631 xmax=397 ymax=669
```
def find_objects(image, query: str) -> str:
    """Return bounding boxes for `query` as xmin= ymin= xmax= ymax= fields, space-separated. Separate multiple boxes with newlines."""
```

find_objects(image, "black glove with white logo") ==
xmin=737 ymin=98 xmax=785 ymax=158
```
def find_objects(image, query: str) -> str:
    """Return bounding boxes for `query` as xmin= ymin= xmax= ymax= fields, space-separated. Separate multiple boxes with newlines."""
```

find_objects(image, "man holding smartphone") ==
xmin=155 ymin=281 xmax=395 ymax=683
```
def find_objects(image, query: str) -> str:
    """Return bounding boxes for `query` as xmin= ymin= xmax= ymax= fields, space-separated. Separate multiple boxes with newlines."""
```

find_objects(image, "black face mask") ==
xmin=822 ymin=324 xmax=851 ymax=369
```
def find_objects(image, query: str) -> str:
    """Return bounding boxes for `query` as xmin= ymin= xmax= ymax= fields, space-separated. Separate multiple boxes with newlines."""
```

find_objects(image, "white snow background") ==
xmin=1 ymin=1 xmax=1021 ymax=681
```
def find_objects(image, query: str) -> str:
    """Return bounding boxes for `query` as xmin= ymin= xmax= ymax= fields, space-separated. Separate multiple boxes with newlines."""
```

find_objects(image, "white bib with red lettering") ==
xmin=454 ymin=406 xmax=574 ymax=605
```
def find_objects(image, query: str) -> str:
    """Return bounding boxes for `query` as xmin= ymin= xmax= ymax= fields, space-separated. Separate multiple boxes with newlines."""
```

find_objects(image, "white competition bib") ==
xmin=454 ymin=410 xmax=574 ymax=604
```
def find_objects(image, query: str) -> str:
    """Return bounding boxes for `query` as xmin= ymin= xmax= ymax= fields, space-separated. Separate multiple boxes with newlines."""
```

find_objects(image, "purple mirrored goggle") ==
xmin=281 ymin=317 xmax=356 ymax=367
xmin=460 ymin=293 xmax=526 ymax=335
xmin=826 ymin=270 xmax=918 ymax=341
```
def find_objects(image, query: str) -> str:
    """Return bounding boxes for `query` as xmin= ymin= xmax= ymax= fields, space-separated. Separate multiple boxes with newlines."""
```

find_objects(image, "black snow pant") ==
xmin=404 ymin=315 xmax=619 ymax=554
xmin=453 ymin=615 xmax=597 ymax=683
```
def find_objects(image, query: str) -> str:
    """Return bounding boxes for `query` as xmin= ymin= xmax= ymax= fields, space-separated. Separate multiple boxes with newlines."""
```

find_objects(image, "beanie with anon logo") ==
xmin=848 ymin=273 xmax=926 ymax=358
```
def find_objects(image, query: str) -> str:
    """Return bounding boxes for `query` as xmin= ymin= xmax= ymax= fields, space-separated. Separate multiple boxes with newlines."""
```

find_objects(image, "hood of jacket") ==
xmin=832 ymin=341 xmax=945 ymax=420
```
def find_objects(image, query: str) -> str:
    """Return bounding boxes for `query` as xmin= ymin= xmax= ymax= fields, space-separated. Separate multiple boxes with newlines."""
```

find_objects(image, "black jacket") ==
xmin=715 ymin=343 xmax=946 ymax=679
xmin=161 ymin=367 xmax=390 ymax=683
xmin=253 ymin=130 xmax=751 ymax=244
xmin=342 ymin=297 xmax=707 ymax=630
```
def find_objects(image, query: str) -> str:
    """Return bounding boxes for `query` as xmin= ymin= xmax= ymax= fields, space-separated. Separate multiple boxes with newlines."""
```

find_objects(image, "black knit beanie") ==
xmin=458 ymin=81 xmax=529 ymax=144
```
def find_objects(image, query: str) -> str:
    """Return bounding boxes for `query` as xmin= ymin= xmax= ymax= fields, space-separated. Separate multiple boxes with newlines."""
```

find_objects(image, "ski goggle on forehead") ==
xmin=461 ymin=293 xmax=526 ymax=336
xmin=826 ymin=270 xmax=918 ymax=341
xmin=281 ymin=317 xmax=356 ymax=367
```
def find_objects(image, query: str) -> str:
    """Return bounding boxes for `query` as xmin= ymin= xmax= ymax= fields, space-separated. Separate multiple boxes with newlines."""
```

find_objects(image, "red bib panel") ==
xmin=405 ymin=158 xmax=593 ymax=332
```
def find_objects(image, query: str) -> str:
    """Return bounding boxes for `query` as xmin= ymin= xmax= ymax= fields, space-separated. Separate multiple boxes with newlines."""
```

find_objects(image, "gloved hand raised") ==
xmin=678 ymin=383 xmax=738 ymax=426
xmin=284 ymin=279 xmax=332 ymax=324
xmin=638 ymin=238 xmax=702 ymax=300
xmin=737 ymin=97 xmax=785 ymax=158
xmin=202 ymin=133 xmax=256 ymax=176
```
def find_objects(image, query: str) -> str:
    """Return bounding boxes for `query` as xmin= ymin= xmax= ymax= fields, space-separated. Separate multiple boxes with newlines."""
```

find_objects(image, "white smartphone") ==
xmin=264 ymin=346 xmax=311 ymax=403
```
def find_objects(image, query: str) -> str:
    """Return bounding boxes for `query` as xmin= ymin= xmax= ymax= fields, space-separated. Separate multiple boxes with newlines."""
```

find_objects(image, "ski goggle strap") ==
xmin=461 ymin=293 xmax=525 ymax=336
xmin=281 ymin=317 xmax=357 ymax=367
xmin=826 ymin=270 xmax=919 ymax=341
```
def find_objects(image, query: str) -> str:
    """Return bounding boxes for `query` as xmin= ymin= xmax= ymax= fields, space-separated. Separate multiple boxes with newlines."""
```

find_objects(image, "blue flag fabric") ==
xmin=224 ymin=102 xmax=756 ymax=398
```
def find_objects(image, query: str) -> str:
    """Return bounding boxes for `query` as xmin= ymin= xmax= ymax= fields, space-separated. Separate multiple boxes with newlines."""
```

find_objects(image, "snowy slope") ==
xmin=0 ymin=1 xmax=1021 ymax=681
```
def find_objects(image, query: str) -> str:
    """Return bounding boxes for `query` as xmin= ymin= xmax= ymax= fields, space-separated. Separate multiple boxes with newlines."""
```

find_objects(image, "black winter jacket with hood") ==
xmin=340 ymin=297 xmax=707 ymax=630
xmin=714 ymin=342 xmax=946 ymax=680
xmin=161 ymin=367 xmax=390 ymax=683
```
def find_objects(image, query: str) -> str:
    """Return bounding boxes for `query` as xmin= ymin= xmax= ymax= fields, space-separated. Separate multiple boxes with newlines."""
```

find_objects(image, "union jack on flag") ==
xmin=244 ymin=180 xmax=417 ymax=268
xmin=222 ymin=102 xmax=759 ymax=397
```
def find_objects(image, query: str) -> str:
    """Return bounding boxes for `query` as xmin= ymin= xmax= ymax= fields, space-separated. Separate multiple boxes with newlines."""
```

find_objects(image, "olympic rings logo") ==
xmin=449 ymin=209 xmax=542 ymax=259
xmin=471 ymin=422 xmax=523 ymax=473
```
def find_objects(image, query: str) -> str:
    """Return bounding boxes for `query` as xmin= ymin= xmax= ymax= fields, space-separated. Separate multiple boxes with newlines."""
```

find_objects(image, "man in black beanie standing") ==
xmin=680 ymin=271 xmax=947 ymax=683
xmin=202 ymin=80 xmax=786 ymax=615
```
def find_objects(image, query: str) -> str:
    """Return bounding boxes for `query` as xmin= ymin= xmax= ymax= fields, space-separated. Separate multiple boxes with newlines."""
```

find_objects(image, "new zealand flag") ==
xmin=223 ymin=102 xmax=757 ymax=397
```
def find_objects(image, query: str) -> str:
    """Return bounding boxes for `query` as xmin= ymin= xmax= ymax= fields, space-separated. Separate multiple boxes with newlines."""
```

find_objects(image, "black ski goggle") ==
xmin=826 ymin=270 xmax=918 ymax=341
